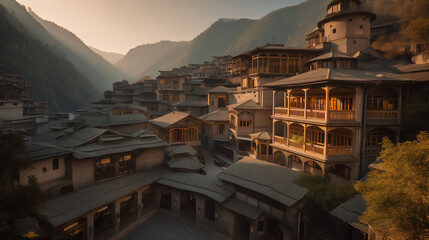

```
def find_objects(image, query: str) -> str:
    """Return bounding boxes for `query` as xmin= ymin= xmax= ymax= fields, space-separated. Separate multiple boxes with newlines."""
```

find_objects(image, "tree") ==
xmin=0 ymin=131 xmax=27 ymax=191
xmin=355 ymin=132 xmax=429 ymax=240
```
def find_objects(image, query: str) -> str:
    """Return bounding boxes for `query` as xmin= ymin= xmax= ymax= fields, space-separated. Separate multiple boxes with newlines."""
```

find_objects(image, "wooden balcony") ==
xmin=289 ymin=108 xmax=305 ymax=117
xmin=305 ymin=143 xmax=324 ymax=155
xmin=329 ymin=110 xmax=355 ymax=120
xmin=306 ymin=110 xmax=325 ymax=119
xmin=366 ymin=110 xmax=399 ymax=118
xmin=326 ymin=146 xmax=353 ymax=156
xmin=288 ymin=139 xmax=304 ymax=149
xmin=364 ymin=146 xmax=382 ymax=155
xmin=274 ymin=107 xmax=288 ymax=115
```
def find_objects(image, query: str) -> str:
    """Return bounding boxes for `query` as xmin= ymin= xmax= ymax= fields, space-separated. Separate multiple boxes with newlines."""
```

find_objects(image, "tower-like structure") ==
xmin=318 ymin=0 xmax=376 ymax=54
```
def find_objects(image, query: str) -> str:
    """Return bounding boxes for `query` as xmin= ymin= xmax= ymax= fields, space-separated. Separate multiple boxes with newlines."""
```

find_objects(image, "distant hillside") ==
xmin=117 ymin=0 xmax=331 ymax=79
xmin=0 ymin=0 xmax=127 ymax=92
xmin=116 ymin=41 xmax=191 ymax=78
xmin=89 ymin=46 xmax=124 ymax=64
xmin=0 ymin=5 xmax=98 ymax=112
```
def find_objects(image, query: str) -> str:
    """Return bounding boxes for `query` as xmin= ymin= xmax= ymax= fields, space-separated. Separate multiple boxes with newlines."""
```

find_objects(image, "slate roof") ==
xmin=76 ymin=113 xmax=148 ymax=127
xmin=149 ymin=111 xmax=205 ymax=128
xmin=200 ymin=109 xmax=229 ymax=122
xmin=167 ymin=156 xmax=204 ymax=170
xmin=307 ymin=51 xmax=355 ymax=63
xmin=165 ymin=145 xmax=197 ymax=157
xmin=206 ymin=86 xmax=235 ymax=93
xmin=264 ymin=68 xmax=412 ymax=88
xmin=222 ymin=198 xmax=263 ymax=220
xmin=29 ymin=127 xmax=168 ymax=160
xmin=330 ymin=194 xmax=368 ymax=233
xmin=227 ymin=100 xmax=270 ymax=110
xmin=249 ymin=131 xmax=272 ymax=140
xmin=217 ymin=157 xmax=308 ymax=206
xmin=44 ymin=168 xmax=165 ymax=227
xmin=172 ymin=99 xmax=208 ymax=107
xmin=157 ymin=172 xmax=233 ymax=203
xmin=25 ymin=143 xmax=69 ymax=162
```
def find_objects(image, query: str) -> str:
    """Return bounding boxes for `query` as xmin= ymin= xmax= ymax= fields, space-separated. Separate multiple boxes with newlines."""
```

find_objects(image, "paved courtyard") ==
xmin=120 ymin=212 xmax=229 ymax=240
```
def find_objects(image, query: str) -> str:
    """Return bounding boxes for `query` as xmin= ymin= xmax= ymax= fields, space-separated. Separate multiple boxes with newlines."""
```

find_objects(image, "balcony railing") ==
xmin=289 ymin=108 xmax=305 ymax=117
xmin=326 ymin=146 xmax=353 ymax=156
xmin=366 ymin=110 xmax=399 ymax=118
xmin=288 ymin=139 xmax=304 ymax=149
xmin=329 ymin=110 xmax=355 ymax=120
xmin=306 ymin=110 xmax=325 ymax=119
xmin=274 ymin=107 xmax=288 ymax=115
xmin=364 ymin=146 xmax=382 ymax=155
xmin=305 ymin=143 xmax=324 ymax=155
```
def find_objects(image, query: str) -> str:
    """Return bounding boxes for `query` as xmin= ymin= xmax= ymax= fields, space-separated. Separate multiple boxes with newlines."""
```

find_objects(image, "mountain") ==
xmin=116 ymin=41 xmax=191 ymax=78
xmin=0 ymin=4 xmax=98 ymax=112
xmin=116 ymin=0 xmax=331 ymax=79
xmin=89 ymin=46 xmax=124 ymax=64
xmin=0 ymin=0 xmax=127 ymax=92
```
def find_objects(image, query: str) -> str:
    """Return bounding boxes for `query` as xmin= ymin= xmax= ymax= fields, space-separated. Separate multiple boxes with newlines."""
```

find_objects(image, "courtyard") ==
xmin=120 ymin=212 xmax=229 ymax=240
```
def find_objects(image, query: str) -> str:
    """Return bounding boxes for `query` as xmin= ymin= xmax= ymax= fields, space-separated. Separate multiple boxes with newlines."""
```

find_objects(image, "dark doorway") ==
xmin=141 ymin=186 xmax=155 ymax=215
xmin=235 ymin=216 xmax=250 ymax=240
xmin=120 ymin=193 xmax=138 ymax=230
xmin=160 ymin=191 xmax=172 ymax=210
xmin=267 ymin=218 xmax=283 ymax=240
xmin=205 ymin=199 xmax=215 ymax=221
xmin=180 ymin=192 xmax=196 ymax=220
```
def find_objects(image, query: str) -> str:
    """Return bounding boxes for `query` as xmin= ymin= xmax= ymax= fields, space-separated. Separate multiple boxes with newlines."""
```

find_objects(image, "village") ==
xmin=0 ymin=0 xmax=428 ymax=240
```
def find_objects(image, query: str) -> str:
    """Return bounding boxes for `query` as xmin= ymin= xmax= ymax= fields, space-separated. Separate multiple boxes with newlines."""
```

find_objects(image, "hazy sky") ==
xmin=16 ymin=0 xmax=305 ymax=54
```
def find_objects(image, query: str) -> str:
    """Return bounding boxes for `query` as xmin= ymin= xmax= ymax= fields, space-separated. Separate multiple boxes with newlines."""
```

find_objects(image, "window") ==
xmin=171 ymin=95 xmax=179 ymax=101
xmin=53 ymin=158 xmax=59 ymax=170
xmin=349 ymin=19 xmax=353 ymax=22
xmin=119 ymin=154 xmax=134 ymax=175
xmin=95 ymin=158 xmax=114 ymax=180
xmin=162 ymin=95 xmax=170 ymax=101
xmin=205 ymin=199 xmax=216 ymax=221
xmin=360 ymin=25 xmax=363 ymax=29
xmin=239 ymin=120 xmax=251 ymax=127
xmin=218 ymin=124 xmax=225 ymax=134
xmin=257 ymin=221 xmax=264 ymax=232
xmin=333 ymin=29 xmax=336 ymax=34
xmin=42 ymin=167 xmax=47 ymax=173
xmin=211 ymin=101 xmax=214 ymax=106
xmin=261 ymin=144 xmax=267 ymax=155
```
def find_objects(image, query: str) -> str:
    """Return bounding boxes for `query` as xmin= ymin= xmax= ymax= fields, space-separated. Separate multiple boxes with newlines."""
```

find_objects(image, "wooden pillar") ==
xmin=304 ymin=89 xmax=309 ymax=119
xmin=287 ymin=122 xmax=290 ymax=147
xmin=324 ymin=126 xmax=328 ymax=158
xmin=256 ymin=56 xmax=259 ymax=74
xmin=284 ymin=91 xmax=287 ymax=108
xmin=324 ymin=87 xmax=330 ymax=121
xmin=283 ymin=121 xmax=287 ymax=139
xmin=286 ymin=56 xmax=290 ymax=73
xmin=287 ymin=90 xmax=291 ymax=117
xmin=303 ymin=124 xmax=307 ymax=151
xmin=273 ymin=90 xmax=277 ymax=115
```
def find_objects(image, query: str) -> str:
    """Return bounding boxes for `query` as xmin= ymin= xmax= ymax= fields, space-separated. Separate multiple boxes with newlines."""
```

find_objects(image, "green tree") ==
xmin=355 ymin=132 xmax=429 ymax=240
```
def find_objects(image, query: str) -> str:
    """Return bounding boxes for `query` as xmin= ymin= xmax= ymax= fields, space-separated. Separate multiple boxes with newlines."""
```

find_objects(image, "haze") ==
xmin=16 ymin=0 xmax=305 ymax=54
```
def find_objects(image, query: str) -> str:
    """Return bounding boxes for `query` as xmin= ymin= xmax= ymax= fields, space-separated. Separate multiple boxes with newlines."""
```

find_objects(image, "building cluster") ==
xmin=0 ymin=67 xmax=48 ymax=132
xmin=2 ymin=0 xmax=429 ymax=240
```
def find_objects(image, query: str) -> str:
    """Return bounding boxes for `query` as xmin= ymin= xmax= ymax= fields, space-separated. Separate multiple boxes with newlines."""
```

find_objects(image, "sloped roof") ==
xmin=249 ymin=131 xmax=272 ymax=140
xmin=150 ymin=111 xmax=205 ymax=128
xmin=217 ymin=157 xmax=308 ymax=206
xmin=25 ymin=143 xmax=69 ymax=162
xmin=167 ymin=156 xmax=204 ymax=170
xmin=264 ymin=68 xmax=412 ymax=88
xmin=44 ymin=168 xmax=165 ymax=227
xmin=77 ymin=113 xmax=148 ymax=127
xmin=157 ymin=172 xmax=233 ymax=203
xmin=307 ymin=51 xmax=355 ymax=63
xmin=206 ymin=86 xmax=235 ymax=93
xmin=330 ymin=194 xmax=368 ymax=233
xmin=200 ymin=109 xmax=229 ymax=122
xmin=227 ymin=100 xmax=269 ymax=110
xmin=222 ymin=198 xmax=263 ymax=220
xmin=172 ymin=99 xmax=208 ymax=107
xmin=165 ymin=145 xmax=197 ymax=157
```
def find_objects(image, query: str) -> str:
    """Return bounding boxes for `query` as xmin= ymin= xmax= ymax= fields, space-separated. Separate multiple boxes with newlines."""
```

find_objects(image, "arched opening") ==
xmin=274 ymin=151 xmax=287 ymax=166
xmin=288 ymin=155 xmax=303 ymax=171
xmin=274 ymin=121 xmax=285 ymax=138
xmin=307 ymin=88 xmax=326 ymax=110
xmin=365 ymin=128 xmax=397 ymax=154
xmin=327 ymin=128 xmax=353 ymax=156
xmin=289 ymin=123 xmax=304 ymax=149
xmin=274 ymin=90 xmax=286 ymax=107
xmin=328 ymin=164 xmax=351 ymax=180
xmin=305 ymin=126 xmax=325 ymax=154
xmin=329 ymin=87 xmax=355 ymax=120
xmin=290 ymin=89 xmax=305 ymax=109
xmin=367 ymin=87 xmax=399 ymax=111
xmin=304 ymin=161 xmax=323 ymax=176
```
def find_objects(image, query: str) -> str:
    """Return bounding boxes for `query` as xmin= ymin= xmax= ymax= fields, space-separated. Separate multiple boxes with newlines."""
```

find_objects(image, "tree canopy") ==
xmin=355 ymin=132 xmax=429 ymax=240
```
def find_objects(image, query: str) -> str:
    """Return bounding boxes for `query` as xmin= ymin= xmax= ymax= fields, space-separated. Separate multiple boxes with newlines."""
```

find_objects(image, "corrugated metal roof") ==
xmin=217 ymin=157 xmax=308 ymax=206
xmin=157 ymin=172 xmax=233 ymax=203
xmin=44 ymin=168 xmax=165 ymax=227
xmin=330 ymin=194 xmax=368 ymax=233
